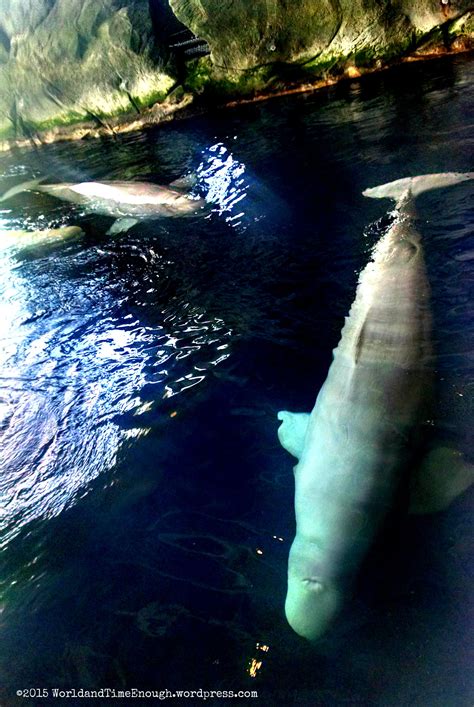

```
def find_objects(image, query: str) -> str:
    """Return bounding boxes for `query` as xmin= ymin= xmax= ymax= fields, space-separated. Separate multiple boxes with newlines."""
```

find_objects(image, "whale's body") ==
xmin=38 ymin=181 xmax=204 ymax=217
xmin=278 ymin=172 xmax=473 ymax=640
xmin=0 ymin=225 xmax=84 ymax=249
xmin=0 ymin=177 xmax=205 ymax=233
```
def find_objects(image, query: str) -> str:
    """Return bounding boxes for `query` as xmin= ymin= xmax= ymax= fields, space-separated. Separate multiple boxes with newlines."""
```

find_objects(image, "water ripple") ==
xmin=0 ymin=224 xmax=235 ymax=546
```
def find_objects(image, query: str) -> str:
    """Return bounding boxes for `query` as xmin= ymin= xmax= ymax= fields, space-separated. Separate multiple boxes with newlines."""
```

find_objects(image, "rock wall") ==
xmin=0 ymin=0 xmax=181 ymax=140
xmin=170 ymin=0 xmax=473 ymax=91
xmin=0 ymin=0 xmax=473 ymax=145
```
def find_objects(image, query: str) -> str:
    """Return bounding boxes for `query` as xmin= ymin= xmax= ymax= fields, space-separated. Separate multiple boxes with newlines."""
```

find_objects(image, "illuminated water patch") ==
xmin=197 ymin=143 xmax=248 ymax=226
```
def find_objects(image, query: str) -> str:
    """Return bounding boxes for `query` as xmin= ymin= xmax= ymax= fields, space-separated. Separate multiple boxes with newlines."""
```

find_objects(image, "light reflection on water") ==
xmin=197 ymin=142 xmax=248 ymax=225
xmin=0 ymin=226 xmax=234 ymax=548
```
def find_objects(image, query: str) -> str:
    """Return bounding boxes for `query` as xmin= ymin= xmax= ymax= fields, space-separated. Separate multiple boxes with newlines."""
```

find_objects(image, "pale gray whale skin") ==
xmin=0 ymin=177 xmax=206 ymax=233
xmin=278 ymin=172 xmax=473 ymax=641
xmin=0 ymin=225 xmax=84 ymax=248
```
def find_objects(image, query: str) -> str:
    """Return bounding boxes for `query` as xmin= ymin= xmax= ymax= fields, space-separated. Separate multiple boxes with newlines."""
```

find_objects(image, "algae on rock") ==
xmin=170 ymin=0 xmax=474 ymax=96
xmin=0 ymin=0 xmax=473 ymax=144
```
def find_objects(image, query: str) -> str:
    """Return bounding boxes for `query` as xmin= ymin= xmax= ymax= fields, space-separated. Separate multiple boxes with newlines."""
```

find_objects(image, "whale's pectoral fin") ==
xmin=106 ymin=218 xmax=139 ymax=235
xmin=409 ymin=446 xmax=474 ymax=514
xmin=277 ymin=411 xmax=311 ymax=460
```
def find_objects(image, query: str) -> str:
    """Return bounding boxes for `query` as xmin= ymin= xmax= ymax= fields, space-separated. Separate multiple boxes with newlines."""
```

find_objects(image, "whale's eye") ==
xmin=303 ymin=578 xmax=324 ymax=593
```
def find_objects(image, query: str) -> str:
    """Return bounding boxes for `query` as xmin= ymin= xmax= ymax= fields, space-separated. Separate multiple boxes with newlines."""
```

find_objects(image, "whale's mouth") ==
xmin=302 ymin=577 xmax=325 ymax=593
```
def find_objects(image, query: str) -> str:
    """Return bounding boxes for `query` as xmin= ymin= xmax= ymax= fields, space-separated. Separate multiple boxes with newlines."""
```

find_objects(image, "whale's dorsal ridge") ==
xmin=354 ymin=311 xmax=371 ymax=364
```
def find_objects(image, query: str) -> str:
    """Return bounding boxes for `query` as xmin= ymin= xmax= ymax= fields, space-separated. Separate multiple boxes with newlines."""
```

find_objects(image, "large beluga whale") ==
xmin=0 ymin=175 xmax=206 ymax=234
xmin=277 ymin=172 xmax=474 ymax=641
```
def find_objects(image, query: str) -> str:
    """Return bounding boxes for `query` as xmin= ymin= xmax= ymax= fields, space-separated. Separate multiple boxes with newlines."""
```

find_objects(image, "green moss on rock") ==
xmin=448 ymin=10 xmax=474 ymax=36
xmin=185 ymin=58 xmax=275 ymax=98
xmin=172 ymin=0 xmax=473 ymax=99
xmin=1 ymin=0 xmax=473 ymax=144
xmin=184 ymin=57 xmax=213 ymax=95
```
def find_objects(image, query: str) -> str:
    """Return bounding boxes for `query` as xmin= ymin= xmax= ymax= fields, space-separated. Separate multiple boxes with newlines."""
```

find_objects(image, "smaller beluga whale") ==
xmin=277 ymin=172 xmax=474 ymax=641
xmin=0 ymin=175 xmax=206 ymax=234
xmin=0 ymin=224 xmax=84 ymax=249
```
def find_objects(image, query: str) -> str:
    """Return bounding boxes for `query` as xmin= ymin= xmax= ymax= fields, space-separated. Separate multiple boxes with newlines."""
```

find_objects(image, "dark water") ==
xmin=0 ymin=56 xmax=472 ymax=706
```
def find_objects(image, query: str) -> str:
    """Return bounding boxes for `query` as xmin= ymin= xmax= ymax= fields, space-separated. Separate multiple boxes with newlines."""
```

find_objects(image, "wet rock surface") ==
xmin=0 ymin=0 xmax=182 ymax=140
xmin=0 ymin=0 xmax=473 ymax=146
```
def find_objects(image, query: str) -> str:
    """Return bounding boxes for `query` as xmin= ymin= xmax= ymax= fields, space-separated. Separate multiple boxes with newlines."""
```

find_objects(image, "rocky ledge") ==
xmin=0 ymin=0 xmax=473 ymax=151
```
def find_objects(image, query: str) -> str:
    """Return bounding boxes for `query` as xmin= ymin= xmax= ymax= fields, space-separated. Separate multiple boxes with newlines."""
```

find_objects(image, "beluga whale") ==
xmin=277 ymin=171 xmax=474 ymax=641
xmin=0 ymin=224 xmax=84 ymax=249
xmin=0 ymin=175 xmax=206 ymax=234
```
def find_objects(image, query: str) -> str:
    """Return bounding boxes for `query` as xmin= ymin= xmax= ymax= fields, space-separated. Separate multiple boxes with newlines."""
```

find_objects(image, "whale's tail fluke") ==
xmin=0 ymin=177 xmax=46 ymax=203
xmin=363 ymin=172 xmax=473 ymax=207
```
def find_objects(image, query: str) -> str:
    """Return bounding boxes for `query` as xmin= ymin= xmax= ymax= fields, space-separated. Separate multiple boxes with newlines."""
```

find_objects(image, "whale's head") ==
xmin=160 ymin=191 xmax=207 ymax=216
xmin=285 ymin=536 xmax=344 ymax=641
xmin=285 ymin=574 xmax=343 ymax=641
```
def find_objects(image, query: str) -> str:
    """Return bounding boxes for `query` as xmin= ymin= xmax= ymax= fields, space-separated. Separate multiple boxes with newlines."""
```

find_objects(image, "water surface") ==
xmin=0 ymin=55 xmax=473 ymax=706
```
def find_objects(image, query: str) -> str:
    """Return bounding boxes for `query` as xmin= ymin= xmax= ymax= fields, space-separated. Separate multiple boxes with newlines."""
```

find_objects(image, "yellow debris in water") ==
xmin=248 ymin=659 xmax=262 ymax=678
xmin=257 ymin=644 xmax=269 ymax=653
